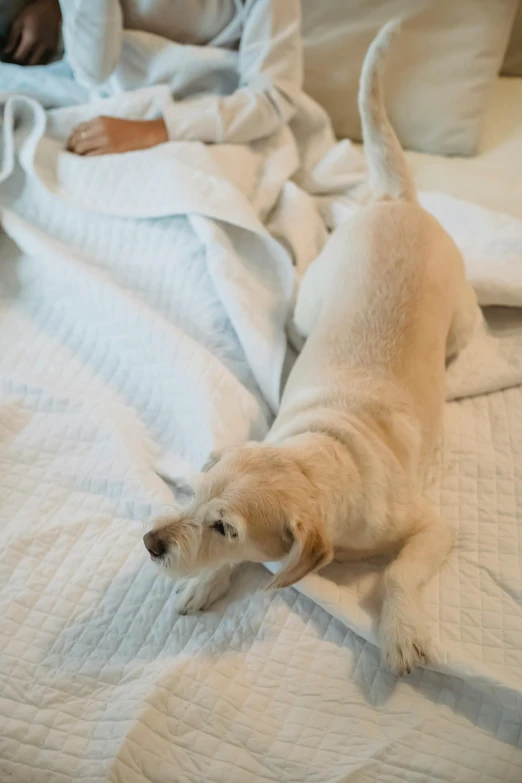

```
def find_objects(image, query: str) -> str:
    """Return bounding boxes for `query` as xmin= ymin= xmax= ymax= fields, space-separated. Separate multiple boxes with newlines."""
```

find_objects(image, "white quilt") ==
xmin=1 ymin=68 xmax=522 ymax=782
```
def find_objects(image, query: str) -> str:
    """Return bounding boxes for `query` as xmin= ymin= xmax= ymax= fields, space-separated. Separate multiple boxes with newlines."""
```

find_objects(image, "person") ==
xmin=2 ymin=0 xmax=302 ymax=156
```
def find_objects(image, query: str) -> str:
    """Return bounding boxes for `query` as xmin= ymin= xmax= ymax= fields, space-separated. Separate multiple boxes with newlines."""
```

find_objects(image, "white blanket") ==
xmin=1 ymin=66 xmax=522 ymax=782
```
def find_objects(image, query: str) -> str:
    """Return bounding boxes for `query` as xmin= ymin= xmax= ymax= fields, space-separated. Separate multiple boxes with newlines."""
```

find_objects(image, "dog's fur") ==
xmin=144 ymin=22 xmax=478 ymax=675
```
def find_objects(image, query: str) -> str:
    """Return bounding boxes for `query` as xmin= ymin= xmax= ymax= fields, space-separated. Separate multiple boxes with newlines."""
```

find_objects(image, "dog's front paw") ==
xmin=173 ymin=568 xmax=232 ymax=615
xmin=174 ymin=577 xmax=214 ymax=615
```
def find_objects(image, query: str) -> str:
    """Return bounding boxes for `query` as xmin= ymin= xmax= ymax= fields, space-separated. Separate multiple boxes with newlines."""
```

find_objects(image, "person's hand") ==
xmin=3 ymin=0 xmax=62 ymax=66
xmin=67 ymin=117 xmax=169 ymax=156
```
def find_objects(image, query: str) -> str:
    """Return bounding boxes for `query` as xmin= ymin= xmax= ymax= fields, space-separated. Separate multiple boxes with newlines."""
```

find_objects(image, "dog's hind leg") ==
xmin=380 ymin=499 xmax=453 ymax=676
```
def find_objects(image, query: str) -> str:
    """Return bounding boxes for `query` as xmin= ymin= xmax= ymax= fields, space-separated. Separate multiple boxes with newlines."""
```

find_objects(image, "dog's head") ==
xmin=143 ymin=444 xmax=333 ymax=588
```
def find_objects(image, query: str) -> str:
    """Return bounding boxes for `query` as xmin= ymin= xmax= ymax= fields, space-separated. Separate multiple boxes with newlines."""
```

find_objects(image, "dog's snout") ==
xmin=143 ymin=531 xmax=166 ymax=558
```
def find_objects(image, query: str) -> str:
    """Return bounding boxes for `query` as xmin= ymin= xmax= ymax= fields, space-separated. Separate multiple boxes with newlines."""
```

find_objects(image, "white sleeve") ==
xmin=162 ymin=0 xmax=302 ymax=144
xmin=59 ymin=0 xmax=123 ymax=87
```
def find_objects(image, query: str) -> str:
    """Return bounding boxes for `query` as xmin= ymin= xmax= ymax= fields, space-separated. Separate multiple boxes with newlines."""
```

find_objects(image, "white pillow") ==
xmin=302 ymin=0 xmax=517 ymax=156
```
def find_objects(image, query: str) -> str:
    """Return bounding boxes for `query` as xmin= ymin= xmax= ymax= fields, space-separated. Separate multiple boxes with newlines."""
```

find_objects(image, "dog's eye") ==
xmin=211 ymin=520 xmax=238 ymax=539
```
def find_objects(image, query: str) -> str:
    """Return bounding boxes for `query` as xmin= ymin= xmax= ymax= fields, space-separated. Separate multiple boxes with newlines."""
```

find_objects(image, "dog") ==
xmin=143 ymin=21 xmax=478 ymax=675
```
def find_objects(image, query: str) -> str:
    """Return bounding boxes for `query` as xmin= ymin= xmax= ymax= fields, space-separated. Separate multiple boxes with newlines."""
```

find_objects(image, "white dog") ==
xmin=143 ymin=22 xmax=478 ymax=675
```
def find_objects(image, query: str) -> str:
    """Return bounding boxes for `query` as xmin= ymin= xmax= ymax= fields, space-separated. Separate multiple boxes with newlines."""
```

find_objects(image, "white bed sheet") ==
xmin=1 ymin=71 xmax=522 ymax=783
xmin=1 ymin=379 xmax=521 ymax=781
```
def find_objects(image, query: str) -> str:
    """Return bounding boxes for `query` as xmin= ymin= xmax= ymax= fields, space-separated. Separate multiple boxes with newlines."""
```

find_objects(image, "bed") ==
xmin=1 ymin=45 xmax=522 ymax=783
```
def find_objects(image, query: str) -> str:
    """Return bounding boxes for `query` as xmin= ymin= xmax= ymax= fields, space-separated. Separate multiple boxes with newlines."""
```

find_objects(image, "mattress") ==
xmin=1 ymin=76 xmax=522 ymax=783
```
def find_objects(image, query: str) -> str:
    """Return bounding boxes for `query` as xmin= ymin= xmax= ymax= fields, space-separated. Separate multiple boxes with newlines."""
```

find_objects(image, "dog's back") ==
xmin=280 ymin=22 xmax=476 ymax=467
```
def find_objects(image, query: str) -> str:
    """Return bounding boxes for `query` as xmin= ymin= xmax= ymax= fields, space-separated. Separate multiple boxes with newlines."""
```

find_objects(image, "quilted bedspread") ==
xmin=1 ymin=74 xmax=522 ymax=781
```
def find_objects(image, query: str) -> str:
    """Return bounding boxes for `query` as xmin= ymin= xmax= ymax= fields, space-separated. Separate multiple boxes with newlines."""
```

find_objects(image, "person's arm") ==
xmin=162 ymin=0 xmax=302 ymax=144
xmin=67 ymin=0 xmax=302 ymax=155
xmin=58 ymin=0 xmax=123 ymax=86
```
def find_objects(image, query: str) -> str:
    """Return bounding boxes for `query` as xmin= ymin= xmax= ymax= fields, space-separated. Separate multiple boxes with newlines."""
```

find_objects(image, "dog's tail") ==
xmin=358 ymin=20 xmax=417 ymax=203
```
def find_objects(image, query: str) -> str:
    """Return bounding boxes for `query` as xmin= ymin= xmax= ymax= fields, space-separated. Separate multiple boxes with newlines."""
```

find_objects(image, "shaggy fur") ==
xmin=144 ymin=21 xmax=478 ymax=675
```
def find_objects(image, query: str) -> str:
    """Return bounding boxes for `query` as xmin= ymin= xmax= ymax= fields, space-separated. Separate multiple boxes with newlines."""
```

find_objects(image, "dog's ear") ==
xmin=166 ymin=475 xmax=197 ymax=504
xmin=267 ymin=517 xmax=332 ymax=590
xmin=172 ymin=480 xmax=195 ymax=503
xmin=201 ymin=450 xmax=224 ymax=472
xmin=201 ymin=441 xmax=260 ymax=473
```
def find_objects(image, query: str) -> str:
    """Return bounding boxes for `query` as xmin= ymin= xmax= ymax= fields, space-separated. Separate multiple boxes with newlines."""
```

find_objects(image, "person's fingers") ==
xmin=67 ymin=131 xmax=86 ymax=153
xmin=69 ymin=131 xmax=107 ymax=155
xmin=84 ymin=147 xmax=110 ymax=156
xmin=66 ymin=132 xmax=77 ymax=152
xmin=76 ymin=138 xmax=107 ymax=155
xmin=66 ymin=122 xmax=91 ymax=150
xmin=67 ymin=119 xmax=107 ymax=151
xmin=38 ymin=47 xmax=55 ymax=66
xmin=28 ymin=44 xmax=47 ymax=67
xmin=70 ymin=119 xmax=103 ymax=141
xmin=12 ymin=28 xmax=37 ymax=65
xmin=3 ymin=20 xmax=21 ymax=58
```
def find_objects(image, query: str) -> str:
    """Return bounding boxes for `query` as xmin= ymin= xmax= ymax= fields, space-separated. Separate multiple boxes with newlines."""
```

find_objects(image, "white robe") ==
xmin=58 ymin=0 xmax=302 ymax=144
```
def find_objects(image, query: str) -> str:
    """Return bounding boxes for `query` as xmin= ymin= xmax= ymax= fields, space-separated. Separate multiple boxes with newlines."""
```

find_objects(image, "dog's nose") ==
xmin=143 ymin=531 xmax=166 ymax=558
